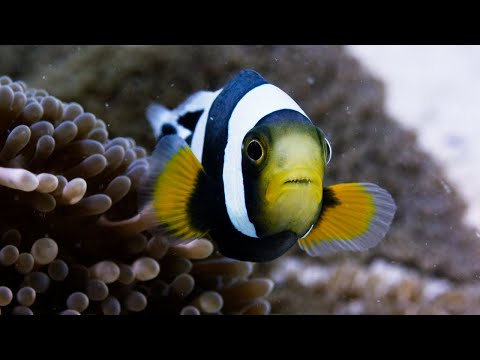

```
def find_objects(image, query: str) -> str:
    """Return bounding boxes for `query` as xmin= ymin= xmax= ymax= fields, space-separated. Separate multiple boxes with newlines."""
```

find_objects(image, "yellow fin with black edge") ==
xmin=141 ymin=135 xmax=210 ymax=242
xmin=298 ymin=182 xmax=396 ymax=256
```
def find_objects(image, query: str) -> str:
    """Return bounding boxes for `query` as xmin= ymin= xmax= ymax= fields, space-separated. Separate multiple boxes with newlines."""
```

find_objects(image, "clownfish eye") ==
xmin=247 ymin=139 xmax=264 ymax=162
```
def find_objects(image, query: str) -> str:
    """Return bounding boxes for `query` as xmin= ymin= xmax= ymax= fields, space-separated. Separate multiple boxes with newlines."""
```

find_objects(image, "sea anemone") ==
xmin=0 ymin=75 xmax=273 ymax=315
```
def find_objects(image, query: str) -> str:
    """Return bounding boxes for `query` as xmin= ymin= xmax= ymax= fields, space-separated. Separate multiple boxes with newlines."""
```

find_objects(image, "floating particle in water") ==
xmin=440 ymin=179 xmax=452 ymax=194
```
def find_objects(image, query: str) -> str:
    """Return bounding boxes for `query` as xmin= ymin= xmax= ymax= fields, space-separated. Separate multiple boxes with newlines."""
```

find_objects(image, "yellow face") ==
xmin=242 ymin=120 xmax=330 ymax=238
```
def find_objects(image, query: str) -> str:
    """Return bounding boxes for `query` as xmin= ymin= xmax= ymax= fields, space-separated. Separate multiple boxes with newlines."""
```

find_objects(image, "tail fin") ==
xmin=146 ymin=103 xmax=178 ymax=139
xmin=147 ymin=90 xmax=220 ymax=142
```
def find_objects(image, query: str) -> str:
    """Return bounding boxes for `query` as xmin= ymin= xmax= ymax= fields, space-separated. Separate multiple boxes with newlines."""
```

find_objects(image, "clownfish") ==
xmin=141 ymin=69 xmax=396 ymax=262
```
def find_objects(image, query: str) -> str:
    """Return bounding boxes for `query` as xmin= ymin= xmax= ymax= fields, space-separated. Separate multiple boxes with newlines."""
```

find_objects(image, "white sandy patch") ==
xmin=347 ymin=45 xmax=480 ymax=230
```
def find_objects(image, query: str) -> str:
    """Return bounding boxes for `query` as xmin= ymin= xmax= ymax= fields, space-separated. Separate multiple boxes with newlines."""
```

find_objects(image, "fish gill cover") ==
xmin=1 ymin=45 xmax=480 ymax=314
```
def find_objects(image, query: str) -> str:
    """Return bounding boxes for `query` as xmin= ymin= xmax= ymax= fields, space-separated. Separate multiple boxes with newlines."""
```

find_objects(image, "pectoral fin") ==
xmin=140 ymin=135 xmax=210 ymax=242
xmin=298 ymin=183 xmax=396 ymax=256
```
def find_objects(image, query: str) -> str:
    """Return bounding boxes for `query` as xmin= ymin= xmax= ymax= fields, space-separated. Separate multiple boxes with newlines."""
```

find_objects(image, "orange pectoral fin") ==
xmin=298 ymin=183 xmax=396 ymax=256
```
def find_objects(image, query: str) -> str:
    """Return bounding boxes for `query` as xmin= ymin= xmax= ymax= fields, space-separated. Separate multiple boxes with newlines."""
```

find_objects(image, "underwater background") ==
xmin=0 ymin=45 xmax=479 ymax=314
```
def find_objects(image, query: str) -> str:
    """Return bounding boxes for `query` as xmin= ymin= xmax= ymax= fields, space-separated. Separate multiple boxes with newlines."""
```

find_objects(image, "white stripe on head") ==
xmin=223 ymin=84 xmax=309 ymax=238
xmin=191 ymin=89 xmax=223 ymax=161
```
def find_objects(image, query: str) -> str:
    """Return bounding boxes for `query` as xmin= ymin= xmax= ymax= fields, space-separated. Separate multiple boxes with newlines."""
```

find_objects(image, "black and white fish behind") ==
xmin=141 ymin=69 xmax=396 ymax=262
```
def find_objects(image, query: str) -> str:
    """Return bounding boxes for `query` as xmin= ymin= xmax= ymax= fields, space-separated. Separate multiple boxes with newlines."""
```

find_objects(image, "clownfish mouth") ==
xmin=266 ymin=168 xmax=323 ymax=204
xmin=284 ymin=178 xmax=313 ymax=185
